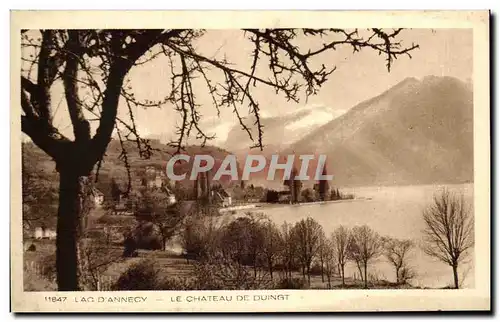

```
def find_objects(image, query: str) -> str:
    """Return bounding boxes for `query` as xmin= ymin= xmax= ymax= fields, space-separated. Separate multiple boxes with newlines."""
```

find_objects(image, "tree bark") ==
xmin=320 ymin=258 xmax=324 ymax=282
xmin=452 ymin=263 xmax=459 ymax=289
xmin=160 ymin=232 xmax=167 ymax=251
xmin=341 ymin=264 xmax=345 ymax=286
xmin=363 ymin=262 xmax=368 ymax=289
xmin=56 ymin=170 xmax=92 ymax=291
xmin=356 ymin=261 xmax=364 ymax=283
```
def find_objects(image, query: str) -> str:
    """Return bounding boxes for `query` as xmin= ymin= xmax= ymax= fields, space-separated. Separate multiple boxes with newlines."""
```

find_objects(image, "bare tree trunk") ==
xmin=307 ymin=266 xmax=311 ymax=285
xmin=452 ymin=263 xmax=459 ymax=289
xmin=320 ymin=258 xmax=324 ymax=283
xmin=326 ymin=262 xmax=331 ymax=289
xmin=341 ymin=264 xmax=345 ymax=286
xmin=56 ymin=171 xmax=91 ymax=291
xmin=363 ymin=262 xmax=368 ymax=289
xmin=356 ymin=261 xmax=364 ymax=283
xmin=161 ymin=233 xmax=167 ymax=251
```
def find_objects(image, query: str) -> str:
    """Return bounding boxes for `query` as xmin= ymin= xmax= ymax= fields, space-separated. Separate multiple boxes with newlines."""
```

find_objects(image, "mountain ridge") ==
xmin=283 ymin=75 xmax=473 ymax=186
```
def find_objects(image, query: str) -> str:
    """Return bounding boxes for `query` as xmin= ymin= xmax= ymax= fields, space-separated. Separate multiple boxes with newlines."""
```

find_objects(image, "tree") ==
xmin=301 ymin=188 xmax=316 ymax=203
xmin=21 ymin=28 xmax=418 ymax=290
xmin=317 ymin=230 xmax=327 ymax=282
xmin=79 ymin=232 xmax=124 ymax=290
xmin=332 ymin=225 xmax=350 ymax=286
xmin=421 ymin=189 xmax=474 ymax=289
xmin=292 ymin=217 xmax=324 ymax=285
xmin=265 ymin=189 xmax=280 ymax=203
xmin=284 ymin=167 xmax=303 ymax=204
xmin=102 ymin=177 xmax=122 ymax=215
xmin=260 ymin=220 xmax=283 ymax=280
xmin=347 ymin=225 xmax=382 ymax=288
xmin=135 ymin=190 xmax=185 ymax=250
xmin=181 ymin=213 xmax=223 ymax=261
xmin=382 ymin=237 xmax=415 ymax=285
xmin=322 ymin=237 xmax=336 ymax=289
xmin=318 ymin=166 xmax=330 ymax=201
xmin=279 ymin=221 xmax=297 ymax=279
xmin=219 ymin=214 xmax=265 ymax=277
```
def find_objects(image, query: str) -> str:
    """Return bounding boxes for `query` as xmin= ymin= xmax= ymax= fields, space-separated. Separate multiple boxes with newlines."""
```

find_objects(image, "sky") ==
xmin=43 ymin=28 xmax=472 ymax=147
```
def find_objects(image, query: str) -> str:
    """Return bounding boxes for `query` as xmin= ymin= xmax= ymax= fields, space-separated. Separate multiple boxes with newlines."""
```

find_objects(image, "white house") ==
xmin=162 ymin=186 xmax=176 ymax=205
xmin=212 ymin=189 xmax=232 ymax=207
xmin=34 ymin=227 xmax=43 ymax=239
xmin=44 ymin=229 xmax=57 ymax=239
xmin=34 ymin=226 xmax=56 ymax=240
xmin=167 ymin=194 xmax=176 ymax=205
xmin=145 ymin=166 xmax=165 ymax=189
xmin=91 ymin=188 xmax=105 ymax=207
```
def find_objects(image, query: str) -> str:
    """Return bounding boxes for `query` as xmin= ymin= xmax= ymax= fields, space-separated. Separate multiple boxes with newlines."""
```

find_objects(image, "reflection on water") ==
xmin=241 ymin=183 xmax=475 ymax=289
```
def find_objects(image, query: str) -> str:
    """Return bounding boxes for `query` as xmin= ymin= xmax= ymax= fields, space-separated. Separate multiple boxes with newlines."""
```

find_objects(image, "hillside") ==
xmin=22 ymin=139 xmax=241 ymax=201
xmin=284 ymin=76 xmax=474 ymax=186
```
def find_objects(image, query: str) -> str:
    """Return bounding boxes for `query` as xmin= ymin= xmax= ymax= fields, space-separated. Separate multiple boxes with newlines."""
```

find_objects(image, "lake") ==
xmin=238 ymin=183 xmax=475 ymax=289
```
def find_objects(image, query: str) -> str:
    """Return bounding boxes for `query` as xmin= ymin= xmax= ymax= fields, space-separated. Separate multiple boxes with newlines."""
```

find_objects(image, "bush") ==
xmin=181 ymin=216 xmax=222 ymax=260
xmin=123 ymin=231 xmax=138 ymax=257
xmin=112 ymin=259 xmax=162 ymax=290
xmin=190 ymin=254 xmax=273 ymax=290
xmin=275 ymin=277 xmax=307 ymax=289
xmin=133 ymin=222 xmax=163 ymax=250
xmin=309 ymin=263 xmax=323 ymax=276
xmin=158 ymin=277 xmax=194 ymax=290
xmin=40 ymin=253 xmax=56 ymax=281
xmin=137 ymin=235 xmax=163 ymax=250
xmin=24 ymin=270 xmax=56 ymax=291
xmin=112 ymin=259 xmax=195 ymax=291
xmin=219 ymin=216 xmax=264 ymax=266
xmin=301 ymin=188 xmax=316 ymax=202
xmin=264 ymin=189 xmax=280 ymax=203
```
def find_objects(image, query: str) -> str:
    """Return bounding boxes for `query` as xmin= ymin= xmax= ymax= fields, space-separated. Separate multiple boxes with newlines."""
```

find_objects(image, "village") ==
xmin=27 ymin=160 xmax=349 ymax=245
xmin=28 ymin=164 xmax=234 ymax=243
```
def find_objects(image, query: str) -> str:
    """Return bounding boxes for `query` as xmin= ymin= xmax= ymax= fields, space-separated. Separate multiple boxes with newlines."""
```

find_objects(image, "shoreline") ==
xmin=219 ymin=197 xmax=369 ymax=213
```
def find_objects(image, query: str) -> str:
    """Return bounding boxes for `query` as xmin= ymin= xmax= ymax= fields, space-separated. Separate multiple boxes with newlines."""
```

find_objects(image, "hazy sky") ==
xmin=48 ymin=28 xmax=472 ymax=146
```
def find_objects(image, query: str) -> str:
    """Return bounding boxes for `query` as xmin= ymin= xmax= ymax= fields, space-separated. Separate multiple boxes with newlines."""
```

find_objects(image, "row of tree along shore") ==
xmin=24 ymin=187 xmax=472 ymax=291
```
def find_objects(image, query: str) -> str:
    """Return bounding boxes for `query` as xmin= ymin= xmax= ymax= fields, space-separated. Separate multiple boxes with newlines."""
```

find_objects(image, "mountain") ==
xmin=223 ymin=104 xmax=340 ymax=153
xmin=283 ymin=76 xmax=473 ymax=186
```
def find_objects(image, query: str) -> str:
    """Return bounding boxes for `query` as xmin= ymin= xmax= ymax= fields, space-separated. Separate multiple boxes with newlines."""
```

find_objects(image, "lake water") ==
xmin=238 ymin=183 xmax=475 ymax=289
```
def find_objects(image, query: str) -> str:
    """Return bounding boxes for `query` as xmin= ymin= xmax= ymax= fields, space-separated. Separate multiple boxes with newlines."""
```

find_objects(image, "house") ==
xmin=167 ymin=194 xmax=176 ymax=205
xmin=144 ymin=166 xmax=165 ymax=189
xmin=34 ymin=227 xmax=43 ymax=239
xmin=44 ymin=229 xmax=57 ymax=239
xmin=212 ymin=188 xmax=232 ymax=207
xmin=91 ymin=187 xmax=105 ymax=207
xmin=34 ymin=226 xmax=56 ymax=240
xmin=162 ymin=186 xmax=177 ymax=205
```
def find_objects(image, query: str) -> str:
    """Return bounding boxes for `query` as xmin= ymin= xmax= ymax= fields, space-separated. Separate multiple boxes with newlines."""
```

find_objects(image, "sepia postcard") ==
xmin=10 ymin=10 xmax=491 ymax=312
